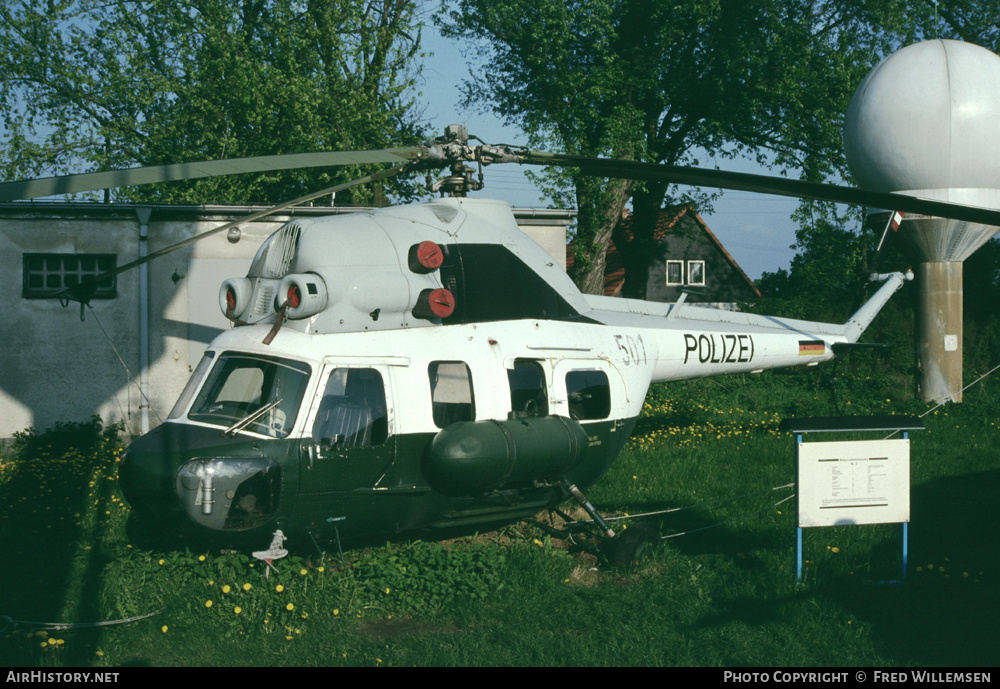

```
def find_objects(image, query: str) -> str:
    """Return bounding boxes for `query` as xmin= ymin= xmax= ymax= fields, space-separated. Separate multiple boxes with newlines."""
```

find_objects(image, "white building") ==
xmin=0 ymin=201 xmax=574 ymax=441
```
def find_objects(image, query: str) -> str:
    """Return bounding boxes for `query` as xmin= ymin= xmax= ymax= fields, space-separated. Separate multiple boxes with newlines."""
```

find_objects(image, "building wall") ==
xmin=0 ymin=202 xmax=573 ymax=441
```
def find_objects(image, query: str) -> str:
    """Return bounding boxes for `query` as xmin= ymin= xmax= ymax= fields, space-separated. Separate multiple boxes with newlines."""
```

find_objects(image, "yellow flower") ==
xmin=300 ymin=568 xmax=307 ymax=575
xmin=234 ymin=607 xmax=242 ymax=615
xmin=205 ymin=600 xmax=213 ymax=608
xmin=286 ymin=603 xmax=295 ymax=611
xmin=222 ymin=585 xmax=231 ymax=593
xmin=275 ymin=585 xmax=284 ymax=592
xmin=158 ymin=559 xmax=165 ymax=565
xmin=243 ymin=583 xmax=252 ymax=591
xmin=161 ymin=626 xmax=168 ymax=633
xmin=198 ymin=555 xmax=206 ymax=562
xmin=831 ymin=547 xmax=840 ymax=553
xmin=333 ymin=609 xmax=339 ymax=615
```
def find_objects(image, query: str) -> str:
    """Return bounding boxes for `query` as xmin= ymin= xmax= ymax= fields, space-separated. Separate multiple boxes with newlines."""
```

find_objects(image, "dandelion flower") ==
xmin=222 ymin=585 xmax=231 ymax=593
xmin=275 ymin=585 xmax=284 ymax=593
xmin=198 ymin=555 xmax=206 ymax=562
xmin=333 ymin=609 xmax=339 ymax=616
xmin=286 ymin=603 xmax=294 ymax=611
xmin=158 ymin=559 xmax=165 ymax=566
xmin=161 ymin=626 xmax=168 ymax=633
xmin=243 ymin=583 xmax=252 ymax=591
xmin=300 ymin=568 xmax=307 ymax=575
xmin=205 ymin=600 xmax=213 ymax=608
xmin=234 ymin=607 xmax=242 ymax=614
xmin=831 ymin=547 xmax=840 ymax=553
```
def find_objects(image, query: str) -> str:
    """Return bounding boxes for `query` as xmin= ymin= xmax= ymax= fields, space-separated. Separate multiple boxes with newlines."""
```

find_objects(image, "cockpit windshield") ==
xmin=185 ymin=353 xmax=311 ymax=437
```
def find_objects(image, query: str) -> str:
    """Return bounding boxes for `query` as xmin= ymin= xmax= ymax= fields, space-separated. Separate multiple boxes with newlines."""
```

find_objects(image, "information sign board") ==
xmin=797 ymin=439 xmax=910 ymax=527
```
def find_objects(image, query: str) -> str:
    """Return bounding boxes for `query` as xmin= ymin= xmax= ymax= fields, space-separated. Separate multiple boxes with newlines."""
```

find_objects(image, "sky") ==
xmin=417 ymin=25 xmax=805 ymax=281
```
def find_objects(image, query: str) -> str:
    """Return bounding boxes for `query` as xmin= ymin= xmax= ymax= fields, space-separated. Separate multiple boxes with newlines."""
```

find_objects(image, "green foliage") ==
xmin=352 ymin=541 xmax=507 ymax=614
xmin=0 ymin=0 xmax=428 ymax=204
xmin=3 ymin=401 xmax=1000 ymax=666
xmin=438 ymin=0 xmax=911 ymax=294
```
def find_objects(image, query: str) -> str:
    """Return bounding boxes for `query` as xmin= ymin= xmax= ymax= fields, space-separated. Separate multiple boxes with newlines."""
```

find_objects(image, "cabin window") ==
xmin=311 ymin=368 xmax=388 ymax=447
xmin=566 ymin=370 xmax=611 ymax=420
xmin=428 ymin=361 xmax=475 ymax=428
xmin=687 ymin=260 xmax=706 ymax=286
xmin=666 ymin=260 xmax=684 ymax=285
xmin=22 ymin=253 xmax=117 ymax=299
xmin=507 ymin=359 xmax=548 ymax=417
xmin=187 ymin=353 xmax=311 ymax=437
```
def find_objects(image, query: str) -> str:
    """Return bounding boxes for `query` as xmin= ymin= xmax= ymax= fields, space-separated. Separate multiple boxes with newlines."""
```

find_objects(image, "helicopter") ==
xmin=5 ymin=124 xmax=1000 ymax=559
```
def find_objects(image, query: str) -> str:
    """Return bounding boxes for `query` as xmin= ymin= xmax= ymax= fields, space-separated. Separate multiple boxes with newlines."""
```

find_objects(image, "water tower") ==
xmin=844 ymin=39 xmax=1000 ymax=403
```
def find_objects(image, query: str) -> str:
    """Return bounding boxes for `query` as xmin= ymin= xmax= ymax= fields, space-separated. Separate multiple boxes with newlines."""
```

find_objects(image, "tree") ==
xmin=438 ymin=0 xmax=913 ymax=295
xmin=0 ymin=0 xmax=427 ymax=204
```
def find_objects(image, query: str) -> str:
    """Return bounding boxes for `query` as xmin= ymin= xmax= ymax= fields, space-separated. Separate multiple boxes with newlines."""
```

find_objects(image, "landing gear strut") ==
xmin=560 ymin=481 xmax=657 ymax=568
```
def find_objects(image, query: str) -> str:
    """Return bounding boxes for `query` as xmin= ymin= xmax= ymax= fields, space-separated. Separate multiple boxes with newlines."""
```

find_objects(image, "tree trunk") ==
xmin=567 ymin=175 xmax=634 ymax=295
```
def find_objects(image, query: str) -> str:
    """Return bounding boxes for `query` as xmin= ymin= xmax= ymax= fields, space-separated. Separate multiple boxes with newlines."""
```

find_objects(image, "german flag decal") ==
xmin=799 ymin=340 xmax=825 ymax=356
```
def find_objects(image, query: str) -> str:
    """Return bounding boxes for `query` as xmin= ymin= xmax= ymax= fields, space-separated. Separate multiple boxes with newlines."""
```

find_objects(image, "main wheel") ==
xmin=607 ymin=523 xmax=656 ymax=569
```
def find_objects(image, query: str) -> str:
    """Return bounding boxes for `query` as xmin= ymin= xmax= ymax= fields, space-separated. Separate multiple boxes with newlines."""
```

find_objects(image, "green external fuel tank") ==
xmin=423 ymin=414 xmax=589 ymax=497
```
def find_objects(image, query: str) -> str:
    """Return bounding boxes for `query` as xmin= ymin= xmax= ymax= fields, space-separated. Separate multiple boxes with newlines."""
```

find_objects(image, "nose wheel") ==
xmin=560 ymin=481 xmax=657 ymax=569
xmin=606 ymin=523 xmax=657 ymax=569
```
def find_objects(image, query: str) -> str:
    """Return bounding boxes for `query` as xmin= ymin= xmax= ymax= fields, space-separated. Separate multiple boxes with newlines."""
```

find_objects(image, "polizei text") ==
xmin=683 ymin=333 xmax=754 ymax=365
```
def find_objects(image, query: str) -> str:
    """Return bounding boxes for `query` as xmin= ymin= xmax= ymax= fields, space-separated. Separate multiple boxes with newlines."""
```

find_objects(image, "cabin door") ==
xmin=299 ymin=364 xmax=396 ymax=495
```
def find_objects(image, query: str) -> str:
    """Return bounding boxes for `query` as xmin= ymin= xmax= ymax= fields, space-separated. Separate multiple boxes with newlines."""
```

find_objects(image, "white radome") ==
xmin=844 ymin=39 xmax=1000 ymax=206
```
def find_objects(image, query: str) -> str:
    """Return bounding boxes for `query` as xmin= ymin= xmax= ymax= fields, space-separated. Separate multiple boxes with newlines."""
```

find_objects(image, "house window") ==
xmin=687 ymin=260 xmax=706 ymax=286
xmin=22 ymin=253 xmax=117 ymax=299
xmin=666 ymin=260 xmax=684 ymax=285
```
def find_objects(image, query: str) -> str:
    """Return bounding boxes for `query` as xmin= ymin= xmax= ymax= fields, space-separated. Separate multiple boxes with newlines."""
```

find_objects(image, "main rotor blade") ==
xmin=521 ymin=152 xmax=1000 ymax=227
xmin=63 ymin=161 xmax=417 ymax=304
xmin=0 ymin=148 xmax=427 ymax=201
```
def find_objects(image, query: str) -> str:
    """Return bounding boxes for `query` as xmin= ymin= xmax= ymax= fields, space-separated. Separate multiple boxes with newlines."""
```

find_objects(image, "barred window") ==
xmin=22 ymin=253 xmax=117 ymax=299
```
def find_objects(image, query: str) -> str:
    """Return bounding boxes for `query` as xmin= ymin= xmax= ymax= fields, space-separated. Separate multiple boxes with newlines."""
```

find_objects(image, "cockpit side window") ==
xmin=311 ymin=368 xmax=388 ymax=447
xmin=429 ymin=361 xmax=475 ymax=428
xmin=187 ymin=353 xmax=310 ymax=437
xmin=507 ymin=359 xmax=548 ymax=417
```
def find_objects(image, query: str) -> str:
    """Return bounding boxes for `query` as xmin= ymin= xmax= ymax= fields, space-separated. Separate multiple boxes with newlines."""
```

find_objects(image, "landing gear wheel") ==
xmin=607 ymin=523 xmax=656 ymax=569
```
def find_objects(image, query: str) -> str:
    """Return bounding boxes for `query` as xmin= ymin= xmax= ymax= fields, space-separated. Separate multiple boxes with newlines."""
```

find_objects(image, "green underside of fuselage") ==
xmin=119 ymin=415 xmax=637 ymax=551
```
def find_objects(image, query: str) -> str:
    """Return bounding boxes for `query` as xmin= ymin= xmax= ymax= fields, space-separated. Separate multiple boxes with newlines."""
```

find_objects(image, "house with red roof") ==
xmin=567 ymin=205 xmax=760 ymax=307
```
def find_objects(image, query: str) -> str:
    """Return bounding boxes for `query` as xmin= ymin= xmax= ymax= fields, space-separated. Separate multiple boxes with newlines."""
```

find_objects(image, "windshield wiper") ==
xmin=224 ymin=398 xmax=283 ymax=437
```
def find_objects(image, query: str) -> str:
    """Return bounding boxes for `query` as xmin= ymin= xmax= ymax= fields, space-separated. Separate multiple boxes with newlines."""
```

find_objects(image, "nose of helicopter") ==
xmin=119 ymin=421 xmax=284 ymax=541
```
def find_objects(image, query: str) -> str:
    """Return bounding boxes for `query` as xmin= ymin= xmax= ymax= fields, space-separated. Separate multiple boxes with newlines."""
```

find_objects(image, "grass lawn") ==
xmin=2 ymin=375 xmax=997 ymax=667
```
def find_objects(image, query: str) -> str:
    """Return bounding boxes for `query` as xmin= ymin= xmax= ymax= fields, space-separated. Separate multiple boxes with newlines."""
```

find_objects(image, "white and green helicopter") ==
xmin=4 ymin=126 xmax=997 ymax=560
